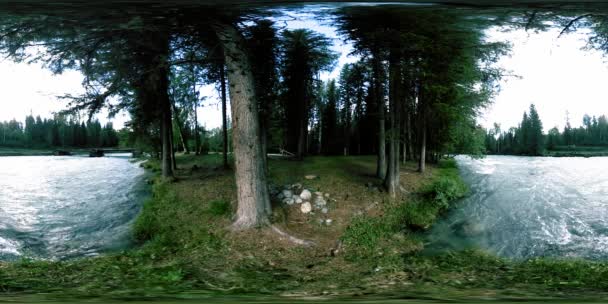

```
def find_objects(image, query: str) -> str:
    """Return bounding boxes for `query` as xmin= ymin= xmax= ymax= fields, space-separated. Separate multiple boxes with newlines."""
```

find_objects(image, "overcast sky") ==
xmin=0 ymin=14 xmax=607 ymax=133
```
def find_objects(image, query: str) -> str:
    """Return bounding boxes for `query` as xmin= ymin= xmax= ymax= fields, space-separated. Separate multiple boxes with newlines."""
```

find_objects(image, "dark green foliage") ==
xmin=487 ymin=106 xmax=608 ymax=155
xmin=485 ymin=103 xmax=544 ymax=155
xmin=420 ymin=175 xmax=468 ymax=210
xmin=0 ymin=115 xmax=118 ymax=148
xmin=279 ymin=28 xmax=338 ymax=157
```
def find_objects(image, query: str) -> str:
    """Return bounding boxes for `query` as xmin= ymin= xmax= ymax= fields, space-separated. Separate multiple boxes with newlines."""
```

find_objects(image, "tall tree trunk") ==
xmin=406 ymin=111 xmax=412 ymax=161
xmin=220 ymin=59 xmax=229 ymax=169
xmin=384 ymin=52 xmax=401 ymax=198
xmin=418 ymin=115 xmax=427 ymax=173
xmin=161 ymin=95 xmax=174 ymax=178
xmin=372 ymin=54 xmax=386 ymax=179
xmin=297 ymin=114 xmax=306 ymax=160
xmin=344 ymin=96 xmax=351 ymax=156
xmin=171 ymin=101 xmax=190 ymax=154
xmin=213 ymin=20 xmax=271 ymax=229
xmin=194 ymin=102 xmax=200 ymax=155
xmin=170 ymin=125 xmax=177 ymax=170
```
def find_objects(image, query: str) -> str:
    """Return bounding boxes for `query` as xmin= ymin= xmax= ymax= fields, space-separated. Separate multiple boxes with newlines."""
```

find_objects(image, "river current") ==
xmin=428 ymin=155 xmax=608 ymax=260
xmin=0 ymin=154 xmax=148 ymax=260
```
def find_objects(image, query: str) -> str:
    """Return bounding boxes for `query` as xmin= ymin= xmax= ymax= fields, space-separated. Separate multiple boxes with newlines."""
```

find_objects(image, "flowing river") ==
xmin=427 ymin=155 xmax=608 ymax=260
xmin=0 ymin=154 xmax=149 ymax=260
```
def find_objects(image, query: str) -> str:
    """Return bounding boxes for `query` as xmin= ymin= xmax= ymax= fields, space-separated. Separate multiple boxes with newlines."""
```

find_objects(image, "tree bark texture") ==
xmin=213 ymin=20 xmax=271 ymax=229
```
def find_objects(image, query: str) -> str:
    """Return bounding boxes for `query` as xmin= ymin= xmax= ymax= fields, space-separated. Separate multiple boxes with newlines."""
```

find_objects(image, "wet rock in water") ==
xmin=282 ymin=189 xmax=293 ymax=199
xmin=305 ymin=175 xmax=318 ymax=180
xmin=295 ymin=197 xmax=303 ymax=204
xmin=301 ymin=202 xmax=312 ymax=213
xmin=300 ymin=189 xmax=312 ymax=201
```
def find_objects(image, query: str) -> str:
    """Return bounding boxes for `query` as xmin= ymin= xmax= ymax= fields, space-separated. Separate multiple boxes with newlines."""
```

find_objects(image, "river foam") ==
xmin=427 ymin=155 xmax=608 ymax=260
xmin=0 ymin=155 xmax=148 ymax=260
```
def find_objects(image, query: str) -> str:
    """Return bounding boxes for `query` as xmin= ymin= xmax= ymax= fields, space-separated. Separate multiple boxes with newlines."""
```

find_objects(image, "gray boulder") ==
xmin=300 ymin=189 xmax=312 ymax=201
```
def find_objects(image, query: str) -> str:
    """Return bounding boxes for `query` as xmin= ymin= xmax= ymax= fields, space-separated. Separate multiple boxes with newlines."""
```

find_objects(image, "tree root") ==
xmin=270 ymin=225 xmax=315 ymax=247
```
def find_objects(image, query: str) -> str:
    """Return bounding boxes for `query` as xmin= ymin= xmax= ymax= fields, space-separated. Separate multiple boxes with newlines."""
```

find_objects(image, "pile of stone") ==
xmin=274 ymin=183 xmax=331 ymax=216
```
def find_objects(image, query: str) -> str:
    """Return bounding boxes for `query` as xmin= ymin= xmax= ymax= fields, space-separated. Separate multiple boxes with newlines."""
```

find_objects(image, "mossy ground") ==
xmin=1 ymin=154 xmax=608 ymax=302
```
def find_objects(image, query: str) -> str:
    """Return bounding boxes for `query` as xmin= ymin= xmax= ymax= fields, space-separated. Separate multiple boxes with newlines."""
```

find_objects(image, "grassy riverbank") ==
xmin=2 ymin=154 xmax=608 ymax=301
xmin=0 ymin=147 xmax=53 ymax=156
xmin=545 ymin=146 xmax=608 ymax=157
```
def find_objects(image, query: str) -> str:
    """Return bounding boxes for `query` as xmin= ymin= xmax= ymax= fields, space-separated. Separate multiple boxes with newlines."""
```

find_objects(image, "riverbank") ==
xmin=0 ymin=147 xmax=126 ymax=157
xmin=0 ymin=147 xmax=53 ymax=156
xmin=489 ymin=146 xmax=608 ymax=158
xmin=2 ymin=154 xmax=608 ymax=301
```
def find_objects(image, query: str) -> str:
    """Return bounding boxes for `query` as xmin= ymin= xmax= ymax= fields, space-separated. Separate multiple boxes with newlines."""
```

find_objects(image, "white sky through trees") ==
xmin=0 ymin=16 xmax=607 ymax=133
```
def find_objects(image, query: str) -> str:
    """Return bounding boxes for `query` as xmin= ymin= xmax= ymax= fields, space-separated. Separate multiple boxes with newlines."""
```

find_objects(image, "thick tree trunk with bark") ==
xmin=219 ymin=60 xmax=229 ymax=169
xmin=148 ymin=32 xmax=173 ymax=179
xmin=161 ymin=94 xmax=174 ymax=178
xmin=372 ymin=54 xmax=386 ymax=179
xmin=384 ymin=52 xmax=401 ymax=198
xmin=213 ymin=20 xmax=271 ymax=230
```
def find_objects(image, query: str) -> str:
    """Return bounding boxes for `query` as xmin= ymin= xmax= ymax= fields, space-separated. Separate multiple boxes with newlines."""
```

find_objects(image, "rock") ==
xmin=314 ymin=196 xmax=327 ymax=207
xmin=315 ymin=191 xmax=323 ymax=196
xmin=295 ymin=198 xmax=303 ymax=204
xmin=277 ymin=193 xmax=285 ymax=200
xmin=324 ymin=193 xmax=330 ymax=198
xmin=282 ymin=189 xmax=293 ymax=199
xmin=321 ymin=207 xmax=328 ymax=214
xmin=325 ymin=219 xmax=333 ymax=225
xmin=283 ymin=197 xmax=295 ymax=205
xmin=300 ymin=189 xmax=312 ymax=201
xmin=305 ymin=175 xmax=318 ymax=180
xmin=300 ymin=202 xmax=312 ymax=214
xmin=291 ymin=183 xmax=303 ymax=192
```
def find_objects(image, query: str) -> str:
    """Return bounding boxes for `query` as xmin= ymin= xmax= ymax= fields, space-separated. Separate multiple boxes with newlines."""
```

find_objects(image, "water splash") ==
xmin=0 ymin=155 xmax=148 ymax=260
xmin=427 ymin=155 xmax=608 ymax=260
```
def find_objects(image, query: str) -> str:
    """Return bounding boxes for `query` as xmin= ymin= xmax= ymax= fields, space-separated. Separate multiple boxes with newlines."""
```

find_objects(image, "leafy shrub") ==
xmin=420 ymin=176 xmax=468 ymax=210
xmin=437 ymin=158 xmax=458 ymax=169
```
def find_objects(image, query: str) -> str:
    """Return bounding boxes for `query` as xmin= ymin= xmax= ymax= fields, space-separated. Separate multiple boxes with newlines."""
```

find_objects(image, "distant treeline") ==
xmin=485 ymin=104 xmax=608 ymax=155
xmin=0 ymin=115 xmax=119 ymax=148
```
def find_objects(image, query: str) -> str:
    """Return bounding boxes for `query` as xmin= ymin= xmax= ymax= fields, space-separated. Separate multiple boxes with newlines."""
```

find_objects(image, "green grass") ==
xmin=341 ymin=158 xmax=467 ymax=264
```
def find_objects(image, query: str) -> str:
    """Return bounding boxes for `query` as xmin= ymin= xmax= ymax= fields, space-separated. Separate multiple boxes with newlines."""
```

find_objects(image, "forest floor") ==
xmin=2 ymin=154 xmax=608 ymax=302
